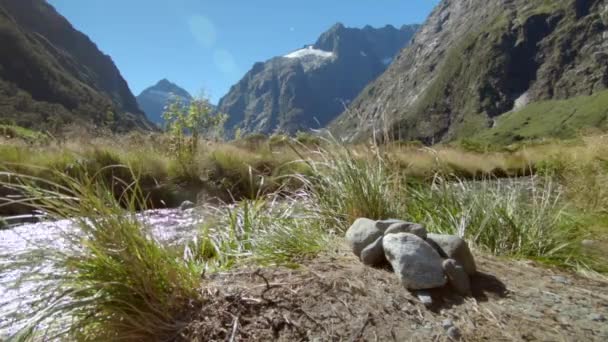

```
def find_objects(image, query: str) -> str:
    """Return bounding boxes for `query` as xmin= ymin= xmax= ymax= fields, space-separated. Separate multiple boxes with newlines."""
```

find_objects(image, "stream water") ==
xmin=0 ymin=208 xmax=204 ymax=339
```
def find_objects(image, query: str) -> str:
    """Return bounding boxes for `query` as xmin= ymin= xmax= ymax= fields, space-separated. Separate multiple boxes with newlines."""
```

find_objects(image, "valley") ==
xmin=0 ymin=0 xmax=607 ymax=340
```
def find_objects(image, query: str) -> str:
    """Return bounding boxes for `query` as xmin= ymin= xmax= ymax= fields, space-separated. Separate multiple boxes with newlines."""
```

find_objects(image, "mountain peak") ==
xmin=156 ymin=78 xmax=172 ymax=86
xmin=218 ymin=22 xmax=419 ymax=136
xmin=137 ymin=80 xmax=193 ymax=125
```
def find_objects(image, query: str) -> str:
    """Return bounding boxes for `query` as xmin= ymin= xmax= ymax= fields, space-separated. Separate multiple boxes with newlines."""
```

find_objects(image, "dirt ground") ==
xmin=180 ymin=243 xmax=608 ymax=341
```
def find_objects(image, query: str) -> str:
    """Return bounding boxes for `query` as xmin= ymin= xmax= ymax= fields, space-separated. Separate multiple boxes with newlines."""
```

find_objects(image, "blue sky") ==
xmin=48 ymin=0 xmax=439 ymax=104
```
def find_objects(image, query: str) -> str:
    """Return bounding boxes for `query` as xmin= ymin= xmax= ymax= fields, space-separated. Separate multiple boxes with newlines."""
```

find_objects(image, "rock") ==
xmin=375 ymin=219 xmax=407 ymax=232
xmin=447 ymin=326 xmax=462 ymax=340
xmin=551 ymin=276 xmax=570 ymax=285
xmin=442 ymin=319 xmax=454 ymax=330
xmin=442 ymin=259 xmax=472 ymax=296
xmin=589 ymin=313 xmax=606 ymax=322
xmin=346 ymin=218 xmax=382 ymax=257
xmin=360 ymin=236 xmax=387 ymax=267
xmin=179 ymin=200 xmax=195 ymax=210
xmin=384 ymin=222 xmax=427 ymax=239
xmin=383 ymin=233 xmax=447 ymax=290
xmin=581 ymin=239 xmax=596 ymax=247
xmin=426 ymin=234 xmax=477 ymax=275
xmin=415 ymin=290 xmax=434 ymax=307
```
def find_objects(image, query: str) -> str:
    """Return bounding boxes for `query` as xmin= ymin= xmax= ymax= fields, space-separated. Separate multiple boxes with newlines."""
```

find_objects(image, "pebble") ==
xmin=589 ymin=313 xmax=606 ymax=322
xmin=551 ymin=276 xmax=570 ymax=284
xmin=416 ymin=290 xmax=433 ymax=307
xmin=179 ymin=200 xmax=195 ymax=210
xmin=442 ymin=319 xmax=454 ymax=330
xmin=447 ymin=326 xmax=462 ymax=340
xmin=581 ymin=239 xmax=596 ymax=247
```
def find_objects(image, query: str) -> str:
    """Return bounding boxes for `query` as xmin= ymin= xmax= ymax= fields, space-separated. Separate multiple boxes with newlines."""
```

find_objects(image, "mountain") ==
xmin=0 ymin=0 xmax=153 ymax=132
xmin=333 ymin=0 xmax=608 ymax=144
xmin=218 ymin=23 xmax=419 ymax=136
xmin=137 ymin=79 xmax=193 ymax=126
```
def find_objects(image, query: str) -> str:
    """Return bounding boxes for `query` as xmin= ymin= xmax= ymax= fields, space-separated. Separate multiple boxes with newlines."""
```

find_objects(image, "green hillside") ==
xmin=473 ymin=90 xmax=608 ymax=145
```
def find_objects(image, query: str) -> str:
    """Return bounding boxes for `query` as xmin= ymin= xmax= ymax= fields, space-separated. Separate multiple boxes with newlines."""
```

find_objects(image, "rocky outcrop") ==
xmin=137 ymin=79 xmax=193 ymax=126
xmin=333 ymin=0 xmax=608 ymax=143
xmin=0 ymin=0 xmax=153 ymax=131
xmin=218 ymin=23 xmax=419 ymax=136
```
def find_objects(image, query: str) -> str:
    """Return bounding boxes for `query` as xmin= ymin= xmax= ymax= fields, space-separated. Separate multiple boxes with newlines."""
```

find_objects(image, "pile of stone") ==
xmin=346 ymin=218 xmax=476 ymax=296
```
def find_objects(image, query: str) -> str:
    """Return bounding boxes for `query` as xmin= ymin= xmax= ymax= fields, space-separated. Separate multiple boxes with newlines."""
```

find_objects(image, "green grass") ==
xmin=474 ymin=90 xmax=608 ymax=145
xmin=3 ymin=136 xmax=608 ymax=339
xmin=295 ymin=141 xmax=404 ymax=229
xmin=189 ymin=194 xmax=331 ymax=270
xmin=0 ymin=124 xmax=48 ymax=143
xmin=405 ymin=176 xmax=597 ymax=270
xmin=2 ymin=169 xmax=202 ymax=340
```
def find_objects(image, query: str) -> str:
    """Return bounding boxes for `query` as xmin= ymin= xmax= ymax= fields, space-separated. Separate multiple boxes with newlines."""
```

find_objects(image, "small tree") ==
xmin=163 ymin=95 xmax=227 ymax=165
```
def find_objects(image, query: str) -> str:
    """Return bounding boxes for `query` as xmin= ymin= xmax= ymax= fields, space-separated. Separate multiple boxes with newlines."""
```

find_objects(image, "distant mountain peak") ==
xmin=137 ymin=80 xmax=192 ymax=125
xmin=218 ymin=23 xmax=420 ymax=137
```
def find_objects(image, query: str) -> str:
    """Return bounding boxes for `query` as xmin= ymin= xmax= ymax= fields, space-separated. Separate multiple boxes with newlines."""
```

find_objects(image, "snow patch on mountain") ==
xmin=284 ymin=45 xmax=334 ymax=59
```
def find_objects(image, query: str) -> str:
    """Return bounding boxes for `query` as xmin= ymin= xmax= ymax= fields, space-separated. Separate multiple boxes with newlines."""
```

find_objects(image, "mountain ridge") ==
xmin=218 ymin=23 xmax=420 ymax=136
xmin=0 ymin=0 xmax=153 ymax=132
xmin=332 ymin=0 xmax=608 ymax=143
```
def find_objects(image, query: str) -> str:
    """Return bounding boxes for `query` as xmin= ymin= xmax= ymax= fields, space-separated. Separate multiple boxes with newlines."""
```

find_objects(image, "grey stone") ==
xmin=443 ymin=259 xmax=472 ymax=296
xmin=426 ymin=234 xmax=477 ymax=275
xmin=442 ymin=319 xmax=454 ymax=330
xmin=551 ymin=276 xmax=570 ymax=284
xmin=360 ymin=236 xmax=387 ymax=267
xmin=179 ymin=200 xmax=195 ymax=210
xmin=415 ymin=290 xmax=433 ymax=307
xmin=346 ymin=218 xmax=382 ymax=257
xmin=447 ymin=326 xmax=462 ymax=340
xmin=385 ymin=222 xmax=427 ymax=240
xmin=589 ymin=313 xmax=606 ymax=322
xmin=383 ymin=233 xmax=447 ymax=290
xmin=582 ymin=239 xmax=596 ymax=247
xmin=375 ymin=219 xmax=407 ymax=232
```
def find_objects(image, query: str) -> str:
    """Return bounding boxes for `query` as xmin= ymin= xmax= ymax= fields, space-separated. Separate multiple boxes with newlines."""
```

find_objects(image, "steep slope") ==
xmin=334 ymin=0 xmax=608 ymax=143
xmin=0 ymin=0 xmax=153 ymax=132
xmin=218 ymin=23 xmax=419 ymax=136
xmin=137 ymin=79 xmax=193 ymax=126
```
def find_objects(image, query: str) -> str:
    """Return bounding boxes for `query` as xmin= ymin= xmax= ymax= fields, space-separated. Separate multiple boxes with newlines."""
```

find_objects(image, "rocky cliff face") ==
xmin=218 ymin=23 xmax=419 ymax=136
xmin=0 ymin=0 xmax=153 ymax=131
xmin=137 ymin=79 xmax=193 ymax=126
xmin=333 ymin=0 xmax=608 ymax=143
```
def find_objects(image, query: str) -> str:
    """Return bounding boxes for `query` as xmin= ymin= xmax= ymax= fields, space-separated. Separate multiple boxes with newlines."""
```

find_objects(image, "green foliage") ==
xmin=163 ymin=96 xmax=227 ymax=167
xmin=0 ymin=124 xmax=49 ymax=143
xmin=474 ymin=90 xmax=608 ymax=145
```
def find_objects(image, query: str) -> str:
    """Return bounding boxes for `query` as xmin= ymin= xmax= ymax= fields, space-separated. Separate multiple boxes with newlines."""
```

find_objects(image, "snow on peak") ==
xmin=284 ymin=45 xmax=334 ymax=59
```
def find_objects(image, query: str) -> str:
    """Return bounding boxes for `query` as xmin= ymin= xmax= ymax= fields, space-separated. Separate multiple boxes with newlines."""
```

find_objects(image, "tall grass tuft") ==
xmin=186 ymin=192 xmax=331 ymax=270
xmin=1 ymin=167 xmax=201 ymax=340
xmin=294 ymin=140 xmax=403 ymax=230
xmin=405 ymin=176 xmax=596 ymax=270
